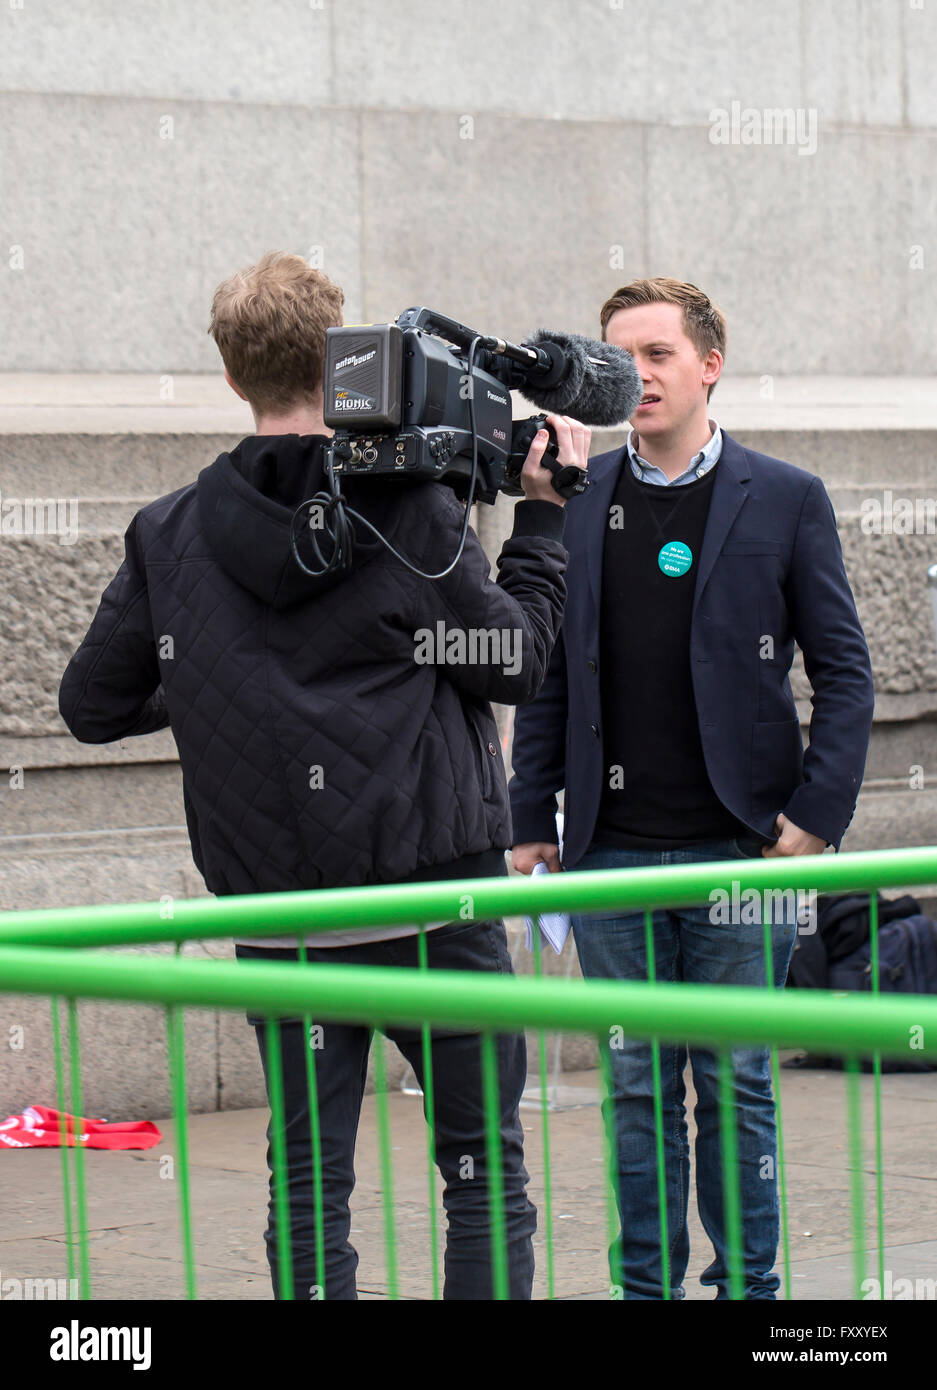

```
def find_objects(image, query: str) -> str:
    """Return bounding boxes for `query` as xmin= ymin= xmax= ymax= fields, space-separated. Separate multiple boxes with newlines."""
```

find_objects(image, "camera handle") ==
xmin=513 ymin=414 xmax=590 ymax=501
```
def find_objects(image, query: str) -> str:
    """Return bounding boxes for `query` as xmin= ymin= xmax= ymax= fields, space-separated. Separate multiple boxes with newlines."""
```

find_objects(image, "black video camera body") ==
xmin=322 ymin=308 xmax=584 ymax=504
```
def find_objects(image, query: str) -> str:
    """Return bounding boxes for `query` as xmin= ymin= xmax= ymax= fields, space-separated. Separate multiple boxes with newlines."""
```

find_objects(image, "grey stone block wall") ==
xmin=2 ymin=97 xmax=935 ymax=374
xmin=3 ymin=0 xmax=933 ymax=128
xmin=1 ymin=2 xmax=936 ymax=373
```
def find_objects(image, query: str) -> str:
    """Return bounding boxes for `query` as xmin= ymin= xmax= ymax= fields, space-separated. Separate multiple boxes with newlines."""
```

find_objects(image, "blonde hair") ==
xmin=600 ymin=277 xmax=727 ymax=401
xmin=208 ymin=252 xmax=344 ymax=414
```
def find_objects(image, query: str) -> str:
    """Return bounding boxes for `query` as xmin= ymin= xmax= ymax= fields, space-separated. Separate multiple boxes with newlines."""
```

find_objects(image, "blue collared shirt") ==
xmin=627 ymin=419 xmax=723 ymax=486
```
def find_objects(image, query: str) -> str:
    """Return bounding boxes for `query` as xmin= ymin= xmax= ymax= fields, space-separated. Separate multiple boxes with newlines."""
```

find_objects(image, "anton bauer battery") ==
xmin=323 ymin=324 xmax=404 ymax=429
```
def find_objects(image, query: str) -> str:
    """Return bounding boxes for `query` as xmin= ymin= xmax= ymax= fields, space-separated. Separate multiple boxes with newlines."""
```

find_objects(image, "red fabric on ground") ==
xmin=0 ymin=1104 xmax=162 ymax=1150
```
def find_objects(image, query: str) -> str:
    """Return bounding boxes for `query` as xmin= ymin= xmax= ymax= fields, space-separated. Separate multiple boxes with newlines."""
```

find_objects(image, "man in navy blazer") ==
xmin=509 ymin=278 xmax=874 ymax=1300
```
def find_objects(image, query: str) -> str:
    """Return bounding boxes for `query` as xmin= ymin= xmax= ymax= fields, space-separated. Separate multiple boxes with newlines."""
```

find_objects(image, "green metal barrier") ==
xmin=1 ymin=846 xmax=935 ymax=948
xmin=1 ymin=847 xmax=936 ymax=1302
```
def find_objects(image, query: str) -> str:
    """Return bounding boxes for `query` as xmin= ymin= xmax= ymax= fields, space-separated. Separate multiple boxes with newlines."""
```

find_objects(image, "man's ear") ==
xmin=702 ymin=348 xmax=723 ymax=392
xmin=224 ymin=370 xmax=248 ymax=402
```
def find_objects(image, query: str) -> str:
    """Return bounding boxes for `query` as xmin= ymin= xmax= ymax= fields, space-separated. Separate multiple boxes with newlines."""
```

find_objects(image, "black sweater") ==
xmin=594 ymin=458 xmax=743 ymax=848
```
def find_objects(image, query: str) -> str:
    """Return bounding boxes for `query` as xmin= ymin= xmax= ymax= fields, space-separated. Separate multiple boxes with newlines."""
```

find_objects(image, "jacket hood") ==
xmin=196 ymin=434 xmax=383 ymax=609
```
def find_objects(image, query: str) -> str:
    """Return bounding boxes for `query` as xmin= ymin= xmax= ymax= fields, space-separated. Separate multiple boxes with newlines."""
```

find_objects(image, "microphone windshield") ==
xmin=521 ymin=330 xmax=643 ymax=427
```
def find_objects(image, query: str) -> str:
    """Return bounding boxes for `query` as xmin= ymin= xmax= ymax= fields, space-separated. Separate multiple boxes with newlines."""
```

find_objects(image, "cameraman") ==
xmin=58 ymin=252 xmax=590 ymax=1300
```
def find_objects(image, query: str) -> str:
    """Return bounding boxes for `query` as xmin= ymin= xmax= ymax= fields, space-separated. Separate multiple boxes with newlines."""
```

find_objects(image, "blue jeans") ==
xmin=237 ymin=918 xmax=536 ymax=1300
xmin=570 ymin=836 xmax=797 ymax=1301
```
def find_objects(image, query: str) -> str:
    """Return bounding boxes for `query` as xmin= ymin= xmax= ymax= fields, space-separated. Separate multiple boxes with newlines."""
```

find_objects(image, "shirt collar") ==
xmin=627 ymin=420 xmax=723 ymax=487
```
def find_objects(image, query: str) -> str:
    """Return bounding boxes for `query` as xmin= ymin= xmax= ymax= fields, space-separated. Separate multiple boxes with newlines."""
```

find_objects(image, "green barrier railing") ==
xmin=1 ymin=846 xmax=936 ymax=1301
xmin=1 ymin=846 xmax=935 ymax=948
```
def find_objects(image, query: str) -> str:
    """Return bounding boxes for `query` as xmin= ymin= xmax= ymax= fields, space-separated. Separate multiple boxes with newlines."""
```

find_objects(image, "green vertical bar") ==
xmin=531 ymin=925 xmax=556 ymax=1301
xmin=50 ymin=997 xmax=76 ymax=1292
xmin=297 ymin=939 xmax=326 ymax=1301
xmin=165 ymin=1004 xmax=197 ymax=1299
xmin=844 ymin=1056 xmax=866 ymax=1300
xmin=416 ymin=928 xmax=441 ymax=1301
xmin=763 ymin=919 xmax=792 ymax=1301
xmin=480 ymin=1030 xmax=508 ymax=1300
xmin=66 ymin=999 xmax=92 ymax=1300
xmin=717 ymin=1049 xmax=744 ymax=1300
xmin=371 ymin=1029 xmax=399 ymax=1299
xmin=301 ymin=1022 xmax=325 ymax=1300
xmin=643 ymin=909 xmax=670 ymax=1299
xmin=868 ymin=892 xmax=885 ymax=1296
xmin=265 ymin=1017 xmax=294 ymax=1300
xmin=598 ymin=1039 xmax=625 ymax=1298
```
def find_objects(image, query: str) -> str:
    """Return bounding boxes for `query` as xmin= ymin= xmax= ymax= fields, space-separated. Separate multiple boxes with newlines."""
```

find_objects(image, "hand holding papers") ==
xmin=523 ymin=860 xmax=572 ymax=954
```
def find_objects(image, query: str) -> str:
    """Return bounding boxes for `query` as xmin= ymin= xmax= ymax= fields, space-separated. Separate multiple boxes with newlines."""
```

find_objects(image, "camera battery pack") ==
xmin=323 ymin=324 xmax=404 ymax=429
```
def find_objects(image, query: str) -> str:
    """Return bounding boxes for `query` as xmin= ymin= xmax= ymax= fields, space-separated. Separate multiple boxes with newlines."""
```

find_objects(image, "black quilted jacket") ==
xmin=59 ymin=434 xmax=568 ymax=895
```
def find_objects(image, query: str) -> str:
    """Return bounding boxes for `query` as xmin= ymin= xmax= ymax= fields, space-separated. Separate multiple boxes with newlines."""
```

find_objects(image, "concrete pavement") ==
xmin=3 ymin=1059 xmax=936 ymax=1301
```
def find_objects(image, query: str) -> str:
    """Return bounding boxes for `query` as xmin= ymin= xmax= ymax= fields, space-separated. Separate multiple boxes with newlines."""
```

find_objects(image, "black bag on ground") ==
xmin=784 ymin=892 xmax=937 ymax=1073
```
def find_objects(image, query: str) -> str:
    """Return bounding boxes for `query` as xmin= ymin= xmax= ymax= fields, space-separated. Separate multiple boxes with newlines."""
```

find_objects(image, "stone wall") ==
xmin=1 ymin=1 xmax=935 ymax=375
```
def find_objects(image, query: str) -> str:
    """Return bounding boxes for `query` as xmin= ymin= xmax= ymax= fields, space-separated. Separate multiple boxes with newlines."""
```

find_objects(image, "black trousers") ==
xmin=236 ymin=918 xmax=537 ymax=1300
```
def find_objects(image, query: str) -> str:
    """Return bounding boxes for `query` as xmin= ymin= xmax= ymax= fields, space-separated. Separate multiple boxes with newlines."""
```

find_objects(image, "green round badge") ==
xmin=658 ymin=541 xmax=693 ymax=577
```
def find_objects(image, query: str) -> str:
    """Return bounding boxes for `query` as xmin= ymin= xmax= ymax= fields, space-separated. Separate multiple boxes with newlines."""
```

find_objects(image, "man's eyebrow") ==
xmin=615 ymin=339 xmax=677 ymax=352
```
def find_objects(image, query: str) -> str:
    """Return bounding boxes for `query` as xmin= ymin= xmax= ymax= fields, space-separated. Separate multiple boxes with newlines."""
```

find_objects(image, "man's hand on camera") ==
xmin=520 ymin=414 xmax=591 ymax=506
xmin=512 ymin=842 xmax=561 ymax=874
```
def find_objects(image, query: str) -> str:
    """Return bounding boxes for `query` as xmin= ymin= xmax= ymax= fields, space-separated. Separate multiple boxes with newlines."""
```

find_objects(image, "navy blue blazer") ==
xmin=509 ymin=431 xmax=875 ymax=865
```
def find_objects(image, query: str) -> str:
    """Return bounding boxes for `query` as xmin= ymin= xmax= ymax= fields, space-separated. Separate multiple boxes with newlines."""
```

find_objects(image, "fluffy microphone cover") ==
xmin=524 ymin=330 xmax=643 ymax=426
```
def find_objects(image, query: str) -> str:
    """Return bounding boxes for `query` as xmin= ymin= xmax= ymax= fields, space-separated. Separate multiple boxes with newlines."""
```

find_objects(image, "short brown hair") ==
xmin=208 ymin=252 xmax=344 ymax=414
xmin=600 ymin=277 xmax=727 ymax=401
